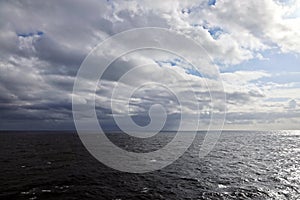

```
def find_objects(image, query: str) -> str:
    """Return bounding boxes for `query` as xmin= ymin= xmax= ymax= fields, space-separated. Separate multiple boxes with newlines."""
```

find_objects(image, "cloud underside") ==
xmin=0 ymin=0 xmax=300 ymax=130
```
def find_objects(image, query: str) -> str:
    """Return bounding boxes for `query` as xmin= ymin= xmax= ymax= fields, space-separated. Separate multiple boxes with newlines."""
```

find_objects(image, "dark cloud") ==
xmin=33 ymin=36 xmax=86 ymax=73
xmin=226 ymin=90 xmax=265 ymax=105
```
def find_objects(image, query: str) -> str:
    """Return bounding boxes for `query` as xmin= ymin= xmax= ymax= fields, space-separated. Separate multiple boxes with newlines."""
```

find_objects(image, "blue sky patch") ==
xmin=17 ymin=32 xmax=34 ymax=37
xmin=181 ymin=8 xmax=191 ymax=14
xmin=185 ymin=68 xmax=203 ymax=77
xmin=221 ymin=51 xmax=300 ymax=73
xmin=37 ymin=31 xmax=44 ymax=36
xmin=207 ymin=27 xmax=223 ymax=39
xmin=202 ymin=22 xmax=224 ymax=39
xmin=253 ymin=72 xmax=300 ymax=85
xmin=208 ymin=0 xmax=216 ymax=6
xmin=17 ymin=31 xmax=44 ymax=38
xmin=155 ymin=58 xmax=202 ymax=78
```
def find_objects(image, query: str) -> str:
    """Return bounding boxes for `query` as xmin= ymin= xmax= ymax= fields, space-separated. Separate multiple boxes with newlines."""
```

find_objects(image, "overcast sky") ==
xmin=0 ymin=0 xmax=299 ymax=130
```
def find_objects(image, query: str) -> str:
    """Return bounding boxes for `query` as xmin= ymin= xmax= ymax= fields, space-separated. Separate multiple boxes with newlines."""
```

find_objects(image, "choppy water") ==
xmin=0 ymin=131 xmax=299 ymax=199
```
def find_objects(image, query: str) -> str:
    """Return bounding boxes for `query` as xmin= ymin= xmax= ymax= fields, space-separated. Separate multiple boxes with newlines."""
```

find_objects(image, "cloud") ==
xmin=0 ymin=0 xmax=299 ymax=130
xmin=288 ymin=99 xmax=297 ymax=109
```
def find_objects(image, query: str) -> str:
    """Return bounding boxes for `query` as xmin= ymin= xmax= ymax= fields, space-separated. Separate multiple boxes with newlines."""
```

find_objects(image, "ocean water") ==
xmin=0 ymin=131 xmax=299 ymax=200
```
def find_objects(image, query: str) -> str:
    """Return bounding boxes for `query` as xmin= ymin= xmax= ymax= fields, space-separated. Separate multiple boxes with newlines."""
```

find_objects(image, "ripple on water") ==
xmin=1 ymin=131 xmax=299 ymax=199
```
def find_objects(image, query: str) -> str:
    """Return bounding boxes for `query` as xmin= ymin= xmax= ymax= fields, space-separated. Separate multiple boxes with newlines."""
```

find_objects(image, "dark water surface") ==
xmin=0 ymin=131 xmax=299 ymax=199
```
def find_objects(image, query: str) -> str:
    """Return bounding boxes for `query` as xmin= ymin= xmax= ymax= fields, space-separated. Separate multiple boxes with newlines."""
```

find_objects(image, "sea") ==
xmin=0 ymin=131 xmax=299 ymax=200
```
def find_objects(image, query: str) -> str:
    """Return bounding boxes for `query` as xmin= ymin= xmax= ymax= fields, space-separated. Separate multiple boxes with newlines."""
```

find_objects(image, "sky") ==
xmin=0 ymin=0 xmax=299 ymax=130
